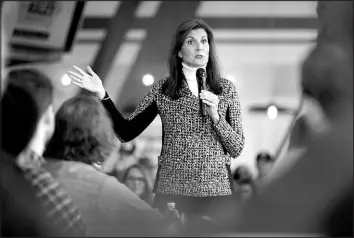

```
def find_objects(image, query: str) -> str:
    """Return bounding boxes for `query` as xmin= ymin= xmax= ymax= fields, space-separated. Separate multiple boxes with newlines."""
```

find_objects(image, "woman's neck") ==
xmin=181 ymin=62 xmax=206 ymax=82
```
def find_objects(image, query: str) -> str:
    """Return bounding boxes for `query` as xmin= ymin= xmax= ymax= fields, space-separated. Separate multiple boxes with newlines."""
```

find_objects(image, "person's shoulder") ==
xmin=151 ymin=76 xmax=169 ymax=90
xmin=100 ymin=176 xmax=154 ymax=207
xmin=219 ymin=77 xmax=238 ymax=95
xmin=44 ymin=159 xmax=108 ymax=184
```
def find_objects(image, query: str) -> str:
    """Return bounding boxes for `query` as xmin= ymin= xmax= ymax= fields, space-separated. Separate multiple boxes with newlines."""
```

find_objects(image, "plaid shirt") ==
xmin=18 ymin=150 xmax=86 ymax=236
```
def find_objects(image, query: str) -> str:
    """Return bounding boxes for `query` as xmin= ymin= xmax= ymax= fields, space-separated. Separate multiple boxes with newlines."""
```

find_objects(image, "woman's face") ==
xmin=124 ymin=168 xmax=146 ymax=197
xmin=178 ymin=28 xmax=209 ymax=68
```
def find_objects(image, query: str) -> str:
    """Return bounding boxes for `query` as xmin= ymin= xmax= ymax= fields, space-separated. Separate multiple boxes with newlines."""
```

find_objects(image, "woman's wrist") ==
xmin=97 ymin=87 xmax=106 ymax=100
xmin=212 ymin=113 xmax=220 ymax=125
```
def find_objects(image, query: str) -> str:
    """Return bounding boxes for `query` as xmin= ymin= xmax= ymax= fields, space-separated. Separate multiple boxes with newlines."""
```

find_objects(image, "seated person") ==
xmin=121 ymin=163 xmax=155 ymax=206
xmin=2 ymin=68 xmax=86 ymax=236
xmin=43 ymin=95 xmax=171 ymax=236
xmin=232 ymin=165 xmax=253 ymax=193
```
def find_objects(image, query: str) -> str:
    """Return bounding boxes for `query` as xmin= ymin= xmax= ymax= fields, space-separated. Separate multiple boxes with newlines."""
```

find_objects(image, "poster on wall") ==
xmin=3 ymin=1 xmax=85 ymax=63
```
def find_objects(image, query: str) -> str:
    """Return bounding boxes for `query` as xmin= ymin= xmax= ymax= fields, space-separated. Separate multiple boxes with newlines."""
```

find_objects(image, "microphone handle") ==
xmin=201 ymin=78 xmax=207 ymax=117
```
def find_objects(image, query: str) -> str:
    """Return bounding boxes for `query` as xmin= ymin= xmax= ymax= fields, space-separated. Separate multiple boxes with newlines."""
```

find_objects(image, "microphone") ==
xmin=196 ymin=68 xmax=207 ymax=117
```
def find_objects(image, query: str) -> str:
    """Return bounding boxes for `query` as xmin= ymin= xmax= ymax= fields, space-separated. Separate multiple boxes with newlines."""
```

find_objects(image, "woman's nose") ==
xmin=196 ymin=42 xmax=203 ymax=51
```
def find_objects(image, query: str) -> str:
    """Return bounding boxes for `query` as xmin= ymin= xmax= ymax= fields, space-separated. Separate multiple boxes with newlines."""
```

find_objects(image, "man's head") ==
xmin=233 ymin=165 xmax=253 ymax=182
xmin=1 ymin=84 xmax=39 ymax=156
xmin=6 ymin=68 xmax=55 ymax=155
xmin=256 ymin=152 xmax=275 ymax=178
xmin=301 ymin=41 xmax=353 ymax=122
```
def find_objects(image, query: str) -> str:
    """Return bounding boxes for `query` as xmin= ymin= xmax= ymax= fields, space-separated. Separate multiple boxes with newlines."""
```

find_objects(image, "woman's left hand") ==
xmin=200 ymin=90 xmax=220 ymax=124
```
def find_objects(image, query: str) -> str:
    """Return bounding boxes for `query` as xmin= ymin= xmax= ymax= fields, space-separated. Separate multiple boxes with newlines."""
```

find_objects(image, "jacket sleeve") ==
xmin=100 ymin=80 xmax=161 ymax=143
xmin=213 ymin=83 xmax=245 ymax=158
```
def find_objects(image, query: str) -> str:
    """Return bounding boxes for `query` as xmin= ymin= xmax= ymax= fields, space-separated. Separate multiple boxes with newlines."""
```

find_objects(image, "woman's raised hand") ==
xmin=68 ymin=65 xmax=106 ymax=99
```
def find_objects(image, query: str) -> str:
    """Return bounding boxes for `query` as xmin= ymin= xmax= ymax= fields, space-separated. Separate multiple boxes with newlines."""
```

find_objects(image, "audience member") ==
xmin=235 ymin=177 xmax=256 ymax=201
xmin=1 ymin=86 xmax=59 ymax=236
xmin=115 ymin=141 xmax=139 ymax=180
xmin=3 ymin=69 xmax=87 ymax=236
xmin=122 ymin=163 xmax=154 ymax=205
xmin=43 ymin=96 xmax=166 ymax=236
xmin=254 ymin=152 xmax=275 ymax=192
xmin=255 ymin=152 xmax=274 ymax=179
xmin=1 ymin=23 xmax=53 ymax=238
xmin=233 ymin=165 xmax=253 ymax=181
xmin=232 ymin=165 xmax=253 ymax=193
xmin=225 ymin=40 xmax=353 ymax=237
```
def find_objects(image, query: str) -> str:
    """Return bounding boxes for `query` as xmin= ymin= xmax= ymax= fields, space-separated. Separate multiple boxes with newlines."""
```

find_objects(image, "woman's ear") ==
xmin=178 ymin=51 xmax=182 ymax=58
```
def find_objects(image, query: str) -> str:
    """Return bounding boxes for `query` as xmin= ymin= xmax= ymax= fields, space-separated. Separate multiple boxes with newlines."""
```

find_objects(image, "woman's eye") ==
xmin=187 ymin=40 xmax=194 ymax=45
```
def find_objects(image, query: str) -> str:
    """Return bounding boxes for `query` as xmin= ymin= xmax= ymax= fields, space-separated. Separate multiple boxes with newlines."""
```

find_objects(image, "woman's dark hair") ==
xmin=122 ymin=163 xmax=152 ymax=200
xmin=44 ymin=96 xmax=117 ymax=164
xmin=164 ymin=18 xmax=222 ymax=99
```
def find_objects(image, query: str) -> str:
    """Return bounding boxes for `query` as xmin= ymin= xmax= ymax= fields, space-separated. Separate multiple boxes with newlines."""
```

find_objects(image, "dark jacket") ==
xmin=102 ymin=77 xmax=245 ymax=197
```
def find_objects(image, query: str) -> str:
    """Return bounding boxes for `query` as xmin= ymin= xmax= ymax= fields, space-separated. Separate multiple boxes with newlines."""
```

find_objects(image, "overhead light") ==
xmin=142 ymin=74 xmax=154 ymax=86
xmin=267 ymin=105 xmax=278 ymax=120
xmin=61 ymin=73 xmax=72 ymax=86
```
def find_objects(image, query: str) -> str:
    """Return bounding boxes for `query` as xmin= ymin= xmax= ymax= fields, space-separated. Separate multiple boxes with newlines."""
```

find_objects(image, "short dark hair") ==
xmin=7 ymin=68 xmax=54 ymax=117
xmin=44 ymin=96 xmax=117 ymax=164
xmin=1 ymin=84 xmax=39 ymax=156
xmin=164 ymin=18 xmax=222 ymax=99
xmin=256 ymin=152 xmax=274 ymax=163
xmin=233 ymin=165 xmax=252 ymax=181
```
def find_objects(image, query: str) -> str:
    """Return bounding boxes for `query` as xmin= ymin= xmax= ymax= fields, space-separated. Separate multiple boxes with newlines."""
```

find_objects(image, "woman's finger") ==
xmin=68 ymin=71 xmax=84 ymax=80
xmin=71 ymin=78 xmax=83 ymax=85
xmin=72 ymin=65 xmax=87 ymax=76
xmin=72 ymin=80 xmax=83 ymax=88
xmin=67 ymin=74 xmax=82 ymax=83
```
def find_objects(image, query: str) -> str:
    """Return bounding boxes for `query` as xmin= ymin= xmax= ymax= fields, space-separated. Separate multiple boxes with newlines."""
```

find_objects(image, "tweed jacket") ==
xmin=101 ymin=77 xmax=245 ymax=197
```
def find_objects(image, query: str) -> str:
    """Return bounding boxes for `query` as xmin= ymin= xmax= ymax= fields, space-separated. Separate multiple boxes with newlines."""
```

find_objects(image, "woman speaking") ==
xmin=68 ymin=19 xmax=245 ymax=220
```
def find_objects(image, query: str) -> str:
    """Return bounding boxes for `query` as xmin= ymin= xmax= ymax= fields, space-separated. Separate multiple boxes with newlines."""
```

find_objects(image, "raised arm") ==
xmin=213 ymin=83 xmax=245 ymax=158
xmin=67 ymin=65 xmax=160 ymax=142
xmin=100 ymin=84 xmax=159 ymax=142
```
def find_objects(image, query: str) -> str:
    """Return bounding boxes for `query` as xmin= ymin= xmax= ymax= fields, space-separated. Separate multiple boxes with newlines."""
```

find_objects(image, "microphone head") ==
xmin=196 ymin=68 xmax=207 ymax=80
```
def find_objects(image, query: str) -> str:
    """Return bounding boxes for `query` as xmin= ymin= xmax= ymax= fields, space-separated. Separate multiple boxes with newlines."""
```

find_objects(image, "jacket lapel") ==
xmin=178 ymin=79 xmax=200 ymax=112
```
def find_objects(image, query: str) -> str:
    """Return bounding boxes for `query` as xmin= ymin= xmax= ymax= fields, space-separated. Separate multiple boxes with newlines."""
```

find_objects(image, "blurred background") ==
xmin=2 ymin=1 xmax=318 ymax=176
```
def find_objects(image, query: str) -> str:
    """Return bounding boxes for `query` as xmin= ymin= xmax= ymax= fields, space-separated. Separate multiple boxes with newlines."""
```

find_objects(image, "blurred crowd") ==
xmin=1 ymin=1 xmax=352 ymax=237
